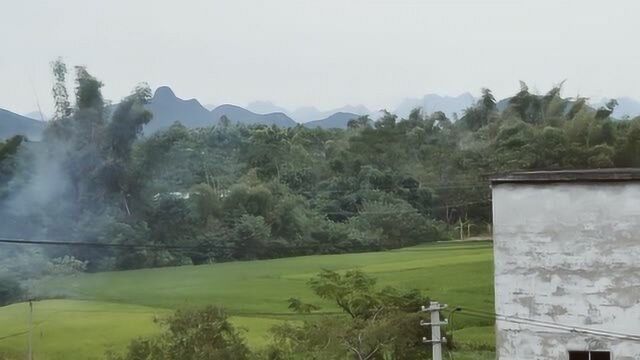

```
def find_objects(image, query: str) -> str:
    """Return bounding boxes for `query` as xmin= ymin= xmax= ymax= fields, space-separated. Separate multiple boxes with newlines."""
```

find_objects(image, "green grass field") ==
xmin=0 ymin=241 xmax=495 ymax=359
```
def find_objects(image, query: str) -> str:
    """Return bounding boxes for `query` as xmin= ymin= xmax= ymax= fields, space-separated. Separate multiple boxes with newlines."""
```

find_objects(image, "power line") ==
xmin=455 ymin=307 xmax=640 ymax=342
xmin=323 ymin=200 xmax=492 ymax=216
xmin=0 ymin=238 xmax=200 ymax=250
xmin=461 ymin=311 xmax=640 ymax=342
xmin=0 ymin=237 xmax=415 ymax=252
xmin=0 ymin=237 xmax=484 ymax=254
xmin=297 ymin=183 xmax=491 ymax=196
xmin=466 ymin=307 xmax=640 ymax=339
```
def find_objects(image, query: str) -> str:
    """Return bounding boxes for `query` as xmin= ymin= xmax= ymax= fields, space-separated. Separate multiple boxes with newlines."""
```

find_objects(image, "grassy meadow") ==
xmin=0 ymin=241 xmax=495 ymax=359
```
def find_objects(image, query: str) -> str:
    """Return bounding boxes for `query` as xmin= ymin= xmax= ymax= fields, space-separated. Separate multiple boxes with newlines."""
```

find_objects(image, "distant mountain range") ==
xmin=4 ymin=87 xmax=640 ymax=140
xmin=304 ymin=112 xmax=362 ymax=129
xmin=394 ymin=93 xmax=476 ymax=119
xmin=147 ymin=87 xmax=366 ymax=131
xmin=0 ymin=108 xmax=45 ymax=140
xmin=144 ymin=86 xmax=297 ymax=133
xmin=24 ymin=111 xmax=47 ymax=121
xmin=292 ymin=105 xmax=372 ymax=124
xmin=244 ymin=94 xmax=479 ymax=126
xmin=246 ymin=100 xmax=371 ymax=124
xmin=245 ymin=101 xmax=289 ymax=116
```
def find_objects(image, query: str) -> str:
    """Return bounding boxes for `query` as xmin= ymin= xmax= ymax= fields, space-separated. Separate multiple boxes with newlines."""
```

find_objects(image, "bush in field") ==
xmin=263 ymin=270 xmax=431 ymax=360
xmin=108 ymin=306 xmax=251 ymax=360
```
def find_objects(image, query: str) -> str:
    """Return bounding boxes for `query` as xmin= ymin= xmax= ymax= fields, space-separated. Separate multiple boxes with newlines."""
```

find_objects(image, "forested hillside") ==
xmin=2 ymin=64 xmax=640 ymax=276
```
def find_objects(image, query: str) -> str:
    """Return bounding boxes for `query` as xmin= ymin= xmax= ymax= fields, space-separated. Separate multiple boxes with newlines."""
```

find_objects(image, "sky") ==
xmin=1 ymin=0 xmax=639 ymax=115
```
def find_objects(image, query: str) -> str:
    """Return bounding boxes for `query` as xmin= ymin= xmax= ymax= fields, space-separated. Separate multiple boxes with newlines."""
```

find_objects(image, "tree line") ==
xmin=2 ymin=62 xmax=640 ymax=277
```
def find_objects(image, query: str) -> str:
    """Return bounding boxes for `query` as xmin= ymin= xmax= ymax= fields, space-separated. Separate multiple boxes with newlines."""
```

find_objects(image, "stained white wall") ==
xmin=492 ymin=182 xmax=640 ymax=360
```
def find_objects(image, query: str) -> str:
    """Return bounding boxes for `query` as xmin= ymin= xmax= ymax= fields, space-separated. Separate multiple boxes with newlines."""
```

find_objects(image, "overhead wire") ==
xmin=0 ymin=238 xmax=200 ymax=250
xmin=323 ymin=199 xmax=491 ymax=213
xmin=0 ymin=237 xmax=422 ymax=252
xmin=296 ymin=183 xmax=491 ymax=196
xmin=453 ymin=306 xmax=640 ymax=342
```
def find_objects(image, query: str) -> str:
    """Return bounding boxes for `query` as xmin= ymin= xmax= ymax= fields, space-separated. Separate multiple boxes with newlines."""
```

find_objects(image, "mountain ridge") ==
xmin=304 ymin=112 xmax=361 ymax=129
xmin=6 ymin=87 xmax=640 ymax=140
xmin=0 ymin=108 xmax=45 ymax=140
xmin=394 ymin=93 xmax=476 ymax=119
xmin=144 ymin=86 xmax=298 ymax=133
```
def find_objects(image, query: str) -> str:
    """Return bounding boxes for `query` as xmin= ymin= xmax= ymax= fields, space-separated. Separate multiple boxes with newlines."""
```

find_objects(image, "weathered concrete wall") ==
xmin=493 ymin=182 xmax=640 ymax=360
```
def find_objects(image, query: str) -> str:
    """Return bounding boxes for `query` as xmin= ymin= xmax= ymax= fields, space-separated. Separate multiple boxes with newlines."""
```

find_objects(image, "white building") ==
xmin=491 ymin=169 xmax=640 ymax=360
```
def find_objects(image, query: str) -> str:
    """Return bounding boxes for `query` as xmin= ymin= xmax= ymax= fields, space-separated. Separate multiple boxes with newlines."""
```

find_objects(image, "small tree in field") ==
xmin=108 ymin=306 xmax=251 ymax=360
xmin=265 ymin=270 xmax=430 ymax=360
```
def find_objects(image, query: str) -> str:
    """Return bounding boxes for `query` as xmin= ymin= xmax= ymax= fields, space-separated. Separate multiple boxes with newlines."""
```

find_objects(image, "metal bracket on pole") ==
xmin=422 ymin=337 xmax=448 ymax=344
xmin=421 ymin=303 xmax=448 ymax=312
xmin=421 ymin=301 xmax=447 ymax=360
xmin=420 ymin=319 xmax=448 ymax=327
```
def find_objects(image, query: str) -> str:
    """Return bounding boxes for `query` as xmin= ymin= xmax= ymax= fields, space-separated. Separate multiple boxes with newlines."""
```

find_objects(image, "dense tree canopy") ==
xmin=1 ymin=67 xmax=637 ymax=276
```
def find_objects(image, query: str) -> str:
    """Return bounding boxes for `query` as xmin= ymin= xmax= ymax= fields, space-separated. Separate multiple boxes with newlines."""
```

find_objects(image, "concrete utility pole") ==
xmin=28 ymin=300 xmax=33 ymax=360
xmin=421 ymin=301 xmax=448 ymax=360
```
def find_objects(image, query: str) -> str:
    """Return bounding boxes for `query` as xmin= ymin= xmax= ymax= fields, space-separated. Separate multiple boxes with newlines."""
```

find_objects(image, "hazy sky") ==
xmin=1 ymin=0 xmax=639 ymax=115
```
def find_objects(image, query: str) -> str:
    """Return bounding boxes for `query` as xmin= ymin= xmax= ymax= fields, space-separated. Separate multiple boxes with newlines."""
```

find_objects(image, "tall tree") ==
xmin=51 ymin=58 xmax=72 ymax=120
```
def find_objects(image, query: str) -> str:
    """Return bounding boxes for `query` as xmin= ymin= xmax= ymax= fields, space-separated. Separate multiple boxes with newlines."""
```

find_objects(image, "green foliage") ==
xmin=615 ymin=117 xmax=640 ymax=166
xmin=0 ymin=135 xmax=25 ymax=196
xmin=2 ymin=66 xmax=634 ymax=275
xmin=233 ymin=214 xmax=271 ymax=259
xmin=224 ymin=184 xmax=274 ymax=219
xmin=265 ymin=270 xmax=430 ymax=360
xmin=2 ymin=61 xmax=156 ymax=273
xmin=108 ymin=306 xmax=251 ymax=360
xmin=51 ymin=57 xmax=72 ymax=120
xmin=286 ymin=297 xmax=320 ymax=314
xmin=0 ymin=135 xmax=24 ymax=162
xmin=190 ymin=183 xmax=222 ymax=221
xmin=350 ymin=200 xmax=442 ymax=248
xmin=460 ymin=88 xmax=497 ymax=131
xmin=308 ymin=270 xmax=427 ymax=319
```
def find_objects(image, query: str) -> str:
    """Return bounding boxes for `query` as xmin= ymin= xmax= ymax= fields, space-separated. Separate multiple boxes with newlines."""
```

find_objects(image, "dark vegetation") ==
xmin=2 ymin=62 xmax=640 ymax=279
xmin=0 ymin=278 xmax=23 ymax=306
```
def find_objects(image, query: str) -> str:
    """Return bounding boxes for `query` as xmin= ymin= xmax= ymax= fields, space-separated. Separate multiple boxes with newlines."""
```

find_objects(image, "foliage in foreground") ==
xmin=111 ymin=271 xmax=432 ymax=360
xmin=106 ymin=306 xmax=251 ymax=360
xmin=265 ymin=270 xmax=431 ymax=360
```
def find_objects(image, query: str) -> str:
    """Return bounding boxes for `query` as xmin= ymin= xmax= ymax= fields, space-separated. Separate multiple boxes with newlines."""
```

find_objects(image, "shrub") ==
xmin=108 ymin=306 xmax=251 ymax=360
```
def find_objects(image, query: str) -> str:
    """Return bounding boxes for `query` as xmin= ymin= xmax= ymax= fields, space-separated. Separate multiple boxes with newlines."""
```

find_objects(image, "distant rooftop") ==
xmin=491 ymin=168 xmax=640 ymax=184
